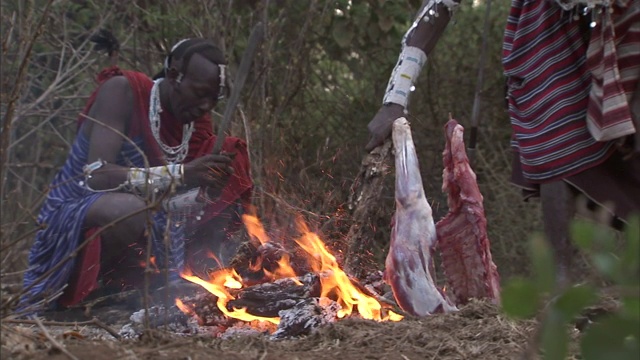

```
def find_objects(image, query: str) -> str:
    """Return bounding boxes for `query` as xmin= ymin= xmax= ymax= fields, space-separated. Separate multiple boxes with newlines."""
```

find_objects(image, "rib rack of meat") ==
xmin=384 ymin=117 xmax=456 ymax=316
xmin=435 ymin=119 xmax=501 ymax=305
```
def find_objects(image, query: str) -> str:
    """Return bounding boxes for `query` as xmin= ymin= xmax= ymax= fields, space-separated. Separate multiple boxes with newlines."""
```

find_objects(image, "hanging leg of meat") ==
xmin=436 ymin=119 xmax=501 ymax=305
xmin=384 ymin=117 xmax=456 ymax=316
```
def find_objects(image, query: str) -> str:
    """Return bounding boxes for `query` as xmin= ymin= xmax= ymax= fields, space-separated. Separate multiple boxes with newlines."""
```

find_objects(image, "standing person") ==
xmin=20 ymin=32 xmax=253 ymax=313
xmin=366 ymin=0 xmax=640 ymax=283
xmin=502 ymin=0 xmax=640 ymax=281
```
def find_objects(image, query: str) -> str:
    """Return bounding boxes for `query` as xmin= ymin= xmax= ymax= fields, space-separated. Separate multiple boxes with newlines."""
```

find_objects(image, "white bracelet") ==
xmin=162 ymin=188 xmax=204 ymax=213
xmin=382 ymin=46 xmax=428 ymax=108
xmin=127 ymin=164 xmax=183 ymax=194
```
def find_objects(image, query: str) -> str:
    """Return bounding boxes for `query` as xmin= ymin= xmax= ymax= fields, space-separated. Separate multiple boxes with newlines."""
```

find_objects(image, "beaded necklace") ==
xmin=149 ymin=78 xmax=194 ymax=164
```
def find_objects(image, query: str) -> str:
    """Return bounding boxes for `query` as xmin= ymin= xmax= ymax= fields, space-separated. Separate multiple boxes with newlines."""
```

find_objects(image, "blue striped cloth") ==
xmin=19 ymin=129 xmax=184 ymax=313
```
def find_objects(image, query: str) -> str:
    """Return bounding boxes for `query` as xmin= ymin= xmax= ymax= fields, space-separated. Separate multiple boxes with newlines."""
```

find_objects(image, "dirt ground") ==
xmin=1 ymin=299 xmax=586 ymax=360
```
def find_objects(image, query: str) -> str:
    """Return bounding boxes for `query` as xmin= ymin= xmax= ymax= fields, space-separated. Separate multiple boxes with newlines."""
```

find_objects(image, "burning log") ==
xmin=228 ymin=228 xmax=312 ymax=285
xmin=435 ymin=119 xmax=501 ymax=305
xmin=228 ymin=273 xmax=321 ymax=317
xmin=385 ymin=118 xmax=456 ymax=316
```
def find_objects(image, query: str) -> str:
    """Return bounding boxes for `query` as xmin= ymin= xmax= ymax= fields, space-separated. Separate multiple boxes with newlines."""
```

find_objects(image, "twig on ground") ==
xmin=135 ymin=341 xmax=189 ymax=356
xmin=30 ymin=315 xmax=80 ymax=360
xmin=4 ymin=317 xmax=122 ymax=340
xmin=89 ymin=317 xmax=123 ymax=340
xmin=68 ymin=289 xmax=140 ymax=317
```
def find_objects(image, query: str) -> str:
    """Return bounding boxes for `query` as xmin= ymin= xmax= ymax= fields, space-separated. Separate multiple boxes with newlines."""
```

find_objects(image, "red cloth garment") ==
xmin=502 ymin=0 xmax=615 ymax=183
xmin=56 ymin=67 xmax=253 ymax=307
xmin=193 ymin=135 xmax=253 ymax=223
xmin=58 ymin=229 xmax=101 ymax=307
xmin=78 ymin=66 xmax=253 ymax=218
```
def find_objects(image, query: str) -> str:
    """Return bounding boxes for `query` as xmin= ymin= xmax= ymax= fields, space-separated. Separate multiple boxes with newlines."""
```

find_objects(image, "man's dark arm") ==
xmin=365 ymin=0 xmax=461 ymax=152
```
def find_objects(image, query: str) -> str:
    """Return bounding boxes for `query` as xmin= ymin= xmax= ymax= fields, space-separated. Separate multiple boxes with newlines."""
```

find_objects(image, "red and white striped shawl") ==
xmin=586 ymin=1 xmax=640 ymax=141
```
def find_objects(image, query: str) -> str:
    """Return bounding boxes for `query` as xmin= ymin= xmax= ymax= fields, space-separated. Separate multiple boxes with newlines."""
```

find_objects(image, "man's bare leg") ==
xmin=84 ymin=193 xmax=148 ymax=288
xmin=540 ymin=181 xmax=577 ymax=286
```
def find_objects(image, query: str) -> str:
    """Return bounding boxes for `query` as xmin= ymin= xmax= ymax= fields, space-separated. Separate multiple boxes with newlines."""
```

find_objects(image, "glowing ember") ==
xmin=140 ymin=256 xmax=159 ymax=272
xmin=175 ymin=298 xmax=195 ymax=316
xmin=178 ymin=214 xmax=403 ymax=326
xmin=263 ymin=254 xmax=303 ymax=285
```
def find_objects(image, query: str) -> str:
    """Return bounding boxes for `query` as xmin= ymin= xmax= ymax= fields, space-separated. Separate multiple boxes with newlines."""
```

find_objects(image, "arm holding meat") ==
xmin=365 ymin=0 xmax=461 ymax=152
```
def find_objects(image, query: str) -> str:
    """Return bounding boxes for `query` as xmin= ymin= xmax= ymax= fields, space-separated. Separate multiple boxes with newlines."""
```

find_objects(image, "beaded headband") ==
xmin=163 ymin=38 xmax=227 ymax=99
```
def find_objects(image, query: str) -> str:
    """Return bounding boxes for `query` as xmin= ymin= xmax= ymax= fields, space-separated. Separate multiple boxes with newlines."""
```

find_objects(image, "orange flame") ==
xmin=181 ymin=268 xmax=279 ymax=325
xmin=242 ymin=213 xmax=270 ymax=245
xmin=175 ymin=298 xmax=194 ymax=316
xmin=263 ymin=254 xmax=303 ymax=285
xmin=294 ymin=219 xmax=389 ymax=320
xmin=177 ymin=214 xmax=402 ymax=326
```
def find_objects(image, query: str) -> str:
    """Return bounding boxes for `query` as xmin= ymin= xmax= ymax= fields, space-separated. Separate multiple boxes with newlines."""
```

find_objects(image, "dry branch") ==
xmin=0 ymin=0 xmax=55 ymax=225
xmin=30 ymin=315 xmax=80 ymax=360
xmin=344 ymin=139 xmax=393 ymax=278
xmin=4 ymin=317 xmax=121 ymax=340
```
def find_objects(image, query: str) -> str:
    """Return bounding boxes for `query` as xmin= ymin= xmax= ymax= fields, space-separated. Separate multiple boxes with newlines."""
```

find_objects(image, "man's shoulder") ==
xmin=98 ymin=75 xmax=134 ymax=98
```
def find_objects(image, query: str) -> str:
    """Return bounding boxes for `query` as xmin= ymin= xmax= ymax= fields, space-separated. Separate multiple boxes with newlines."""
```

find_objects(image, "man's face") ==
xmin=169 ymin=53 xmax=222 ymax=124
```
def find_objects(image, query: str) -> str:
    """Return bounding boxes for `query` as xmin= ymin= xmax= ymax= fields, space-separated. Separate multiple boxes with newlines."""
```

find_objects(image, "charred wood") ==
xmin=227 ymin=273 xmax=321 ymax=317
xmin=344 ymin=139 xmax=394 ymax=278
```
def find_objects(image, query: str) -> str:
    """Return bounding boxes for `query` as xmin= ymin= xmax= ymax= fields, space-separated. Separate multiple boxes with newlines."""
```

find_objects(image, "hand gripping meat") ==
xmin=385 ymin=117 xmax=456 ymax=316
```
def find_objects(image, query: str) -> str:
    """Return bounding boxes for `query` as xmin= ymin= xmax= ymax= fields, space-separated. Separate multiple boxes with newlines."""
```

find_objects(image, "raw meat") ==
xmin=436 ymin=119 xmax=501 ymax=305
xmin=385 ymin=117 xmax=456 ymax=316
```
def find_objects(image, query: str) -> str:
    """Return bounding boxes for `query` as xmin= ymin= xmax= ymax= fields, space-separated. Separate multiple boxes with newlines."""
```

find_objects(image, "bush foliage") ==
xmin=2 ymin=1 xmax=537 ymax=283
xmin=502 ymin=216 xmax=640 ymax=360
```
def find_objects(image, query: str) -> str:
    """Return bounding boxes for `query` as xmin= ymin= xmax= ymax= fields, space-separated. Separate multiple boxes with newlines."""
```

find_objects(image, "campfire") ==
xmin=168 ymin=213 xmax=403 ymax=338
xmin=117 ymin=117 xmax=499 ymax=340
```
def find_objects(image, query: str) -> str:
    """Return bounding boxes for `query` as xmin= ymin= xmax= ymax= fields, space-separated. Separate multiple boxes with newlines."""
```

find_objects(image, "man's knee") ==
xmin=85 ymin=193 xmax=147 ymax=234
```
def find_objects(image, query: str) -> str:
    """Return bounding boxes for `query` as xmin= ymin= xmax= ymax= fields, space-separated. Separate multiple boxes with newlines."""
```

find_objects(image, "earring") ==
xmin=167 ymin=67 xmax=182 ymax=83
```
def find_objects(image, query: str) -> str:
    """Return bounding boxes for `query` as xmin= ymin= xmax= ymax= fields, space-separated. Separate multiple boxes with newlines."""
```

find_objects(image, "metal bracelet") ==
xmin=81 ymin=159 xmax=127 ymax=193
xmin=127 ymin=164 xmax=184 ymax=194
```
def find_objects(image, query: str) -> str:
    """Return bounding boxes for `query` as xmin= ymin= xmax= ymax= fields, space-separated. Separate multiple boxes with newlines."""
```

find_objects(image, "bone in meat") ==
xmin=435 ymin=119 xmax=501 ymax=305
xmin=385 ymin=117 xmax=456 ymax=316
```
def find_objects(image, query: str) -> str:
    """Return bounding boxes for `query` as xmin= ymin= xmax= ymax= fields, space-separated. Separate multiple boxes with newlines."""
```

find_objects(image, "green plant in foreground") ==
xmin=501 ymin=215 xmax=640 ymax=360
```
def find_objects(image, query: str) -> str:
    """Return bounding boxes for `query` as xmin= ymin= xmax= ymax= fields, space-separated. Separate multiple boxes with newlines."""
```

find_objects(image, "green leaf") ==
xmin=592 ymin=225 xmax=618 ymax=253
xmin=351 ymin=3 xmax=371 ymax=29
xmin=376 ymin=9 xmax=394 ymax=33
xmin=332 ymin=18 xmax=354 ymax=48
xmin=554 ymin=284 xmax=597 ymax=321
xmin=592 ymin=253 xmax=619 ymax=281
xmin=502 ymin=277 xmax=539 ymax=319
xmin=622 ymin=295 xmax=640 ymax=320
xmin=571 ymin=219 xmax=595 ymax=251
xmin=581 ymin=314 xmax=640 ymax=360
xmin=530 ymin=234 xmax=556 ymax=293
xmin=622 ymin=215 xmax=639 ymax=274
xmin=541 ymin=307 xmax=569 ymax=360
